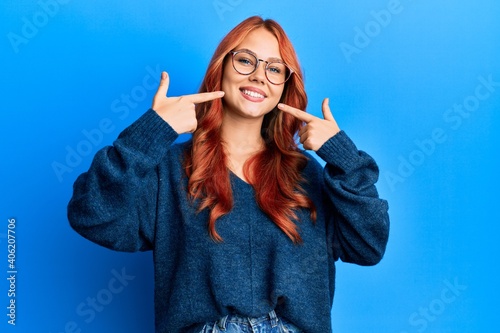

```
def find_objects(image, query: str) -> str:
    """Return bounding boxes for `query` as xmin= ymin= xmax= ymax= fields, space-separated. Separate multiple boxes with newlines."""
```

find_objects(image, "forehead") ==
xmin=235 ymin=27 xmax=281 ymax=60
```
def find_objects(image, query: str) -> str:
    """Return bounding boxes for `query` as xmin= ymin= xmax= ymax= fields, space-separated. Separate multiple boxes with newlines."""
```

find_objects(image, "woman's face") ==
xmin=221 ymin=27 xmax=286 ymax=120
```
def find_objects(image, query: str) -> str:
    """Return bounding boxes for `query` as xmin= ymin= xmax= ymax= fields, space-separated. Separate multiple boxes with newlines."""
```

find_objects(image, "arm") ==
xmin=68 ymin=71 xmax=224 ymax=252
xmin=67 ymin=109 xmax=179 ymax=252
xmin=278 ymin=99 xmax=389 ymax=265
xmin=317 ymin=131 xmax=389 ymax=266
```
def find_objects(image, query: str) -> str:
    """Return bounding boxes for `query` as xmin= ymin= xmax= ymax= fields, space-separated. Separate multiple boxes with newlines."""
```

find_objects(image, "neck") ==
xmin=220 ymin=111 xmax=265 ymax=154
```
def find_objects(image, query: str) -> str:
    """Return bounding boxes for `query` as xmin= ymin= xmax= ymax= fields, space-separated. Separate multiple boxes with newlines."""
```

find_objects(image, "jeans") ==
xmin=200 ymin=310 xmax=302 ymax=333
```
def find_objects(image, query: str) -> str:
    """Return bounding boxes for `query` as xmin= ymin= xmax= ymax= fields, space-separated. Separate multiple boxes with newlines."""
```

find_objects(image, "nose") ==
xmin=249 ymin=60 xmax=267 ymax=84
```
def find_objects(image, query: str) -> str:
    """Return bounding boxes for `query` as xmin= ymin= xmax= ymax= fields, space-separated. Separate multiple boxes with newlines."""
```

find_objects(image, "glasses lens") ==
xmin=232 ymin=52 xmax=257 ymax=75
xmin=266 ymin=62 xmax=289 ymax=85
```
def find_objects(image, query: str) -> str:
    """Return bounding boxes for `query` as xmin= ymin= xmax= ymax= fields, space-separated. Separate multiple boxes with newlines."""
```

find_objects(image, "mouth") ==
xmin=240 ymin=87 xmax=267 ymax=102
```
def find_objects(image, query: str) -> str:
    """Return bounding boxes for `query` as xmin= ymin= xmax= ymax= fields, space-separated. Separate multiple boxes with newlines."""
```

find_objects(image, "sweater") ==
xmin=67 ymin=108 xmax=390 ymax=333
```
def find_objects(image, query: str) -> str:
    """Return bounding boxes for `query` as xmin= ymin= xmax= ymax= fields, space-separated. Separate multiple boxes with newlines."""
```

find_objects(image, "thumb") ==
xmin=155 ymin=71 xmax=170 ymax=98
xmin=322 ymin=98 xmax=334 ymax=121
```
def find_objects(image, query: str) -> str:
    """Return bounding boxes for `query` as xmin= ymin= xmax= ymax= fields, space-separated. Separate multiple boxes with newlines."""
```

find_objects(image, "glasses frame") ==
xmin=229 ymin=50 xmax=294 ymax=85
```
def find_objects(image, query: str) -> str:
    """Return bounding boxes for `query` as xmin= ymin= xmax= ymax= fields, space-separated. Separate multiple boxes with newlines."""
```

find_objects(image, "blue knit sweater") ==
xmin=68 ymin=109 xmax=389 ymax=333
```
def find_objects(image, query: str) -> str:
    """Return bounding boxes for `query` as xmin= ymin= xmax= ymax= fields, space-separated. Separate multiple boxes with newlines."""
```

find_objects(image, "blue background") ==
xmin=1 ymin=0 xmax=499 ymax=332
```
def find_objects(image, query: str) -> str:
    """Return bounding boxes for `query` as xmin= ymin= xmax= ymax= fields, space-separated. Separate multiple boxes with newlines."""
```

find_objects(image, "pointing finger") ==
xmin=184 ymin=91 xmax=225 ymax=104
xmin=322 ymin=98 xmax=334 ymax=121
xmin=278 ymin=103 xmax=315 ymax=123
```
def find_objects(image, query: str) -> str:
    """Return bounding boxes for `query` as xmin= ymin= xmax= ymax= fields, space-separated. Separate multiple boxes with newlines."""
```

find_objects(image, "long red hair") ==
xmin=184 ymin=16 xmax=316 ymax=243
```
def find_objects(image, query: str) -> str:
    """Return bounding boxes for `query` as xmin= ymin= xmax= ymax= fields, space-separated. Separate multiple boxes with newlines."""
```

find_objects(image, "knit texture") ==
xmin=68 ymin=109 xmax=390 ymax=333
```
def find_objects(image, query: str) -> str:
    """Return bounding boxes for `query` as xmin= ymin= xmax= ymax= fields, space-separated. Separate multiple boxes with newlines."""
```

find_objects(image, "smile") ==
xmin=241 ymin=89 xmax=265 ymax=99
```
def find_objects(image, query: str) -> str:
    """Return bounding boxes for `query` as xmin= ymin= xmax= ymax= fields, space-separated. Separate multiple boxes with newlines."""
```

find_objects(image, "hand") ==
xmin=152 ymin=71 xmax=225 ymax=134
xmin=278 ymin=98 xmax=340 ymax=151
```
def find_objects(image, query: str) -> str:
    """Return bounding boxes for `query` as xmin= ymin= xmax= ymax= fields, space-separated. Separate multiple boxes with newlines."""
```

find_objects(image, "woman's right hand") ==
xmin=152 ymin=71 xmax=225 ymax=134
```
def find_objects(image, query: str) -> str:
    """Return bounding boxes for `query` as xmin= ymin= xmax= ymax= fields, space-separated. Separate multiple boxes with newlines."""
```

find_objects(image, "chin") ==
xmin=240 ymin=103 xmax=274 ymax=119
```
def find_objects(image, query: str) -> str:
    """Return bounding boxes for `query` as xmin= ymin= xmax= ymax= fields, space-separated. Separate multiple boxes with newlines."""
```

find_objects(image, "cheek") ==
xmin=270 ymin=86 xmax=285 ymax=103
xmin=221 ymin=73 xmax=230 ymax=92
xmin=222 ymin=76 xmax=240 ymax=97
xmin=221 ymin=62 xmax=238 ymax=91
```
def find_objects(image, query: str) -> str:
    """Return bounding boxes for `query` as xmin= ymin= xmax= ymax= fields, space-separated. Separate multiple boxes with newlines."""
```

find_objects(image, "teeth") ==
xmin=242 ymin=89 xmax=264 ymax=99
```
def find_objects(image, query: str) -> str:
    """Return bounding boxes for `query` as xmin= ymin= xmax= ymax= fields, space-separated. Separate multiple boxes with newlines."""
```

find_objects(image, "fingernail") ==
xmin=278 ymin=103 xmax=284 ymax=108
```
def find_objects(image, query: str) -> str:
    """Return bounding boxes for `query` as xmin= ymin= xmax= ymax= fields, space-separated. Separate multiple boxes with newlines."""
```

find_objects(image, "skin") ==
xmin=278 ymin=99 xmax=341 ymax=151
xmin=151 ymin=72 xmax=224 ymax=134
xmin=221 ymin=28 xmax=285 ymax=122
xmin=151 ymin=28 xmax=341 ymax=179
xmin=219 ymin=28 xmax=287 ymax=180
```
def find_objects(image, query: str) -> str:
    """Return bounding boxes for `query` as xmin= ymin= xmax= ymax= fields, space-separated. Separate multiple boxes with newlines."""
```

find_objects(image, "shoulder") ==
xmin=158 ymin=139 xmax=192 ymax=173
xmin=299 ymin=149 xmax=324 ymax=184
xmin=300 ymin=149 xmax=323 ymax=169
xmin=169 ymin=139 xmax=192 ymax=156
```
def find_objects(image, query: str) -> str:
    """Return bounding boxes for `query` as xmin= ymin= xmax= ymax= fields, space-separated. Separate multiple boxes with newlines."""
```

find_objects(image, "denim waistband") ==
xmin=217 ymin=310 xmax=279 ymax=329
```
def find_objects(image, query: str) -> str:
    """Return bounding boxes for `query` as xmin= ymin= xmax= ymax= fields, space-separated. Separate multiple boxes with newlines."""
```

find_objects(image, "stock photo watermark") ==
xmin=50 ymin=267 xmax=135 ymax=333
xmin=339 ymin=0 xmax=416 ymax=63
xmin=400 ymin=276 xmax=467 ymax=333
xmin=213 ymin=0 xmax=244 ymax=21
xmin=384 ymin=74 xmax=499 ymax=192
xmin=51 ymin=64 xmax=161 ymax=183
xmin=5 ymin=218 xmax=17 ymax=326
xmin=7 ymin=0 xmax=71 ymax=54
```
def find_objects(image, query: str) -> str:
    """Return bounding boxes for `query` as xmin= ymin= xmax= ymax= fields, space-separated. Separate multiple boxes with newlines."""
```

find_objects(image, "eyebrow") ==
xmin=237 ymin=48 xmax=284 ymax=63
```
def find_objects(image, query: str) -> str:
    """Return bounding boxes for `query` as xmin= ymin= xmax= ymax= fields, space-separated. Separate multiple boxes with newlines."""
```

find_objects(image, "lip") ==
xmin=239 ymin=86 xmax=267 ymax=102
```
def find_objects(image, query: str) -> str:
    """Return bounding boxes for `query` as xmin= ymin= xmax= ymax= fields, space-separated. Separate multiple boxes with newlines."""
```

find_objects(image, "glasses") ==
xmin=229 ymin=50 xmax=294 ymax=85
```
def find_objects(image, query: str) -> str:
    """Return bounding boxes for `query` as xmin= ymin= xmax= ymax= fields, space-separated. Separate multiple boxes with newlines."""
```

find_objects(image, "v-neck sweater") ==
xmin=68 ymin=109 xmax=390 ymax=333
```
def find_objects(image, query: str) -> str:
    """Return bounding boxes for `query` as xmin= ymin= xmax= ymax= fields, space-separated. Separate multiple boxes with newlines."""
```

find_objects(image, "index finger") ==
xmin=278 ymin=103 xmax=316 ymax=123
xmin=184 ymin=91 xmax=225 ymax=104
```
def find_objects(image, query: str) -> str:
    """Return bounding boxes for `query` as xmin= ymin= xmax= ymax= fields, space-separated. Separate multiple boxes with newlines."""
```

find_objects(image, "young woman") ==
xmin=68 ymin=16 xmax=390 ymax=333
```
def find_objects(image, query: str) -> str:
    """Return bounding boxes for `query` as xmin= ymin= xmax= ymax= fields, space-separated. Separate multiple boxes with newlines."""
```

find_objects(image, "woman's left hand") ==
xmin=278 ymin=98 xmax=341 ymax=151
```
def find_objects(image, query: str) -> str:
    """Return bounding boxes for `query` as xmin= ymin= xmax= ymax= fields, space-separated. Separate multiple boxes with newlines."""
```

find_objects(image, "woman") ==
xmin=68 ymin=16 xmax=389 ymax=333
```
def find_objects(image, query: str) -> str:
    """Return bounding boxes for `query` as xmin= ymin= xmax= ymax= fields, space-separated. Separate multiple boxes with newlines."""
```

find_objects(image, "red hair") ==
xmin=184 ymin=16 xmax=316 ymax=243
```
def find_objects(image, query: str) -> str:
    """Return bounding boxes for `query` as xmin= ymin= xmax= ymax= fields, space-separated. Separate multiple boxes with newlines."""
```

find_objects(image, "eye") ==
xmin=236 ymin=55 xmax=255 ymax=67
xmin=267 ymin=63 xmax=285 ymax=75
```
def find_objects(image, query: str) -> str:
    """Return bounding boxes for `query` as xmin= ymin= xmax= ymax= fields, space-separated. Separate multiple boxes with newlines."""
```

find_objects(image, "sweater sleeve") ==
xmin=67 ymin=109 xmax=179 ymax=252
xmin=316 ymin=131 xmax=390 ymax=266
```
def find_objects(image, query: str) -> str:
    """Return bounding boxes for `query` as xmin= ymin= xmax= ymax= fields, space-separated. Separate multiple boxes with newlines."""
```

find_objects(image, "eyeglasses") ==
xmin=229 ymin=49 xmax=294 ymax=85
